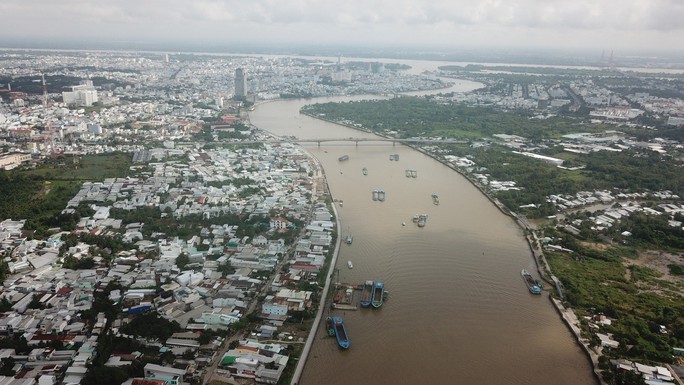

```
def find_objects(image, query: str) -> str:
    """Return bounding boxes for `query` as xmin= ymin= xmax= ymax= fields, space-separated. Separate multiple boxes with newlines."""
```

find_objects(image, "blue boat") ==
xmin=332 ymin=316 xmax=350 ymax=349
xmin=521 ymin=269 xmax=542 ymax=295
xmin=360 ymin=280 xmax=373 ymax=308
xmin=371 ymin=281 xmax=384 ymax=308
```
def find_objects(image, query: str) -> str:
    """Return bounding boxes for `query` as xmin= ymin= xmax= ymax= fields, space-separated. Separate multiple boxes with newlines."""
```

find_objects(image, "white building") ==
xmin=62 ymin=81 xmax=98 ymax=107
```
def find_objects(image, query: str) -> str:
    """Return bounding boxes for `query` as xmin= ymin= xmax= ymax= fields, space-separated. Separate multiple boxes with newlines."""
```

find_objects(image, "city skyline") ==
xmin=1 ymin=0 xmax=683 ymax=55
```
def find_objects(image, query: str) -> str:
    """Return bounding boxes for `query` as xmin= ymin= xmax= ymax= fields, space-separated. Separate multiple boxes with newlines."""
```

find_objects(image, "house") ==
xmin=144 ymin=363 xmax=186 ymax=385
xmin=269 ymin=217 xmax=290 ymax=231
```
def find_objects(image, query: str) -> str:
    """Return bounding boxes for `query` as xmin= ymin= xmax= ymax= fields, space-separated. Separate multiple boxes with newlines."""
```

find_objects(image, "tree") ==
xmin=0 ymin=357 xmax=15 ymax=376
xmin=176 ymin=253 xmax=190 ymax=270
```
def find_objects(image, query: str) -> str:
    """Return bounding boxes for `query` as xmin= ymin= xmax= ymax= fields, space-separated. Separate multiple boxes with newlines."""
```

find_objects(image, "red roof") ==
xmin=237 ymin=345 xmax=259 ymax=353
xmin=290 ymin=263 xmax=319 ymax=270
xmin=56 ymin=287 xmax=73 ymax=296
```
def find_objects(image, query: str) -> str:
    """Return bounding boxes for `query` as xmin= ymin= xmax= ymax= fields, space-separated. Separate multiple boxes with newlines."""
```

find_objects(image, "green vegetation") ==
xmin=303 ymin=96 xmax=611 ymax=140
xmin=109 ymin=208 xmax=271 ymax=239
xmin=668 ymin=264 xmax=684 ymax=276
xmin=545 ymin=229 xmax=684 ymax=364
xmin=439 ymin=64 xmax=624 ymax=77
xmin=15 ymin=153 xmax=131 ymax=181
xmin=119 ymin=312 xmax=182 ymax=342
xmin=0 ymin=153 xmax=132 ymax=239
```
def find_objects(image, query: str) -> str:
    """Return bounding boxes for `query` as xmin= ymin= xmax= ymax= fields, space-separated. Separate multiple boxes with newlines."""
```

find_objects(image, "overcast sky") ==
xmin=1 ymin=0 xmax=683 ymax=54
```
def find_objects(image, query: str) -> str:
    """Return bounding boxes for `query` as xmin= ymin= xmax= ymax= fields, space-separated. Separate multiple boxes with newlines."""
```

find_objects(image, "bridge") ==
xmin=282 ymin=137 xmax=469 ymax=147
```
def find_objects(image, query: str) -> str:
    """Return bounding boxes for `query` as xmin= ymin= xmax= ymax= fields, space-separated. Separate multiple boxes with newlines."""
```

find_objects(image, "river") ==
xmin=248 ymin=76 xmax=596 ymax=385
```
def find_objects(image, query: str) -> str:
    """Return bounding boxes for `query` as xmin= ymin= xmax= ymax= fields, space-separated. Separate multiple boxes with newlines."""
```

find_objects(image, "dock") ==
xmin=331 ymin=283 xmax=359 ymax=310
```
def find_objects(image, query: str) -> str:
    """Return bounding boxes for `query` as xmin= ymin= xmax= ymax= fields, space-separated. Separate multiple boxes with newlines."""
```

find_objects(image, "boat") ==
xmin=346 ymin=234 xmax=353 ymax=245
xmin=377 ymin=190 xmax=386 ymax=202
xmin=347 ymin=260 xmax=353 ymax=269
xmin=412 ymin=214 xmax=419 ymax=223
xmin=362 ymin=167 xmax=368 ymax=175
xmin=521 ymin=269 xmax=542 ymax=294
xmin=338 ymin=155 xmax=349 ymax=161
xmin=360 ymin=280 xmax=373 ymax=308
xmin=372 ymin=189 xmax=378 ymax=201
xmin=325 ymin=316 xmax=335 ymax=336
xmin=432 ymin=192 xmax=439 ymax=205
xmin=371 ymin=281 xmax=384 ymax=308
xmin=332 ymin=316 xmax=350 ymax=349
xmin=417 ymin=214 xmax=428 ymax=227
xmin=402 ymin=222 xmax=406 ymax=226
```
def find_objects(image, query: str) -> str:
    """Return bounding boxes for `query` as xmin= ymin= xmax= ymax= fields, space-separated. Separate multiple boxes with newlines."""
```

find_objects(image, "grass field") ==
xmin=21 ymin=153 xmax=132 ymax=181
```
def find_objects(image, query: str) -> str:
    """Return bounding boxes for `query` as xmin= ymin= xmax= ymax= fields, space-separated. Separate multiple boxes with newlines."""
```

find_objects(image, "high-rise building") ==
xmin=234 ymin=68 xmax=247 ymax=101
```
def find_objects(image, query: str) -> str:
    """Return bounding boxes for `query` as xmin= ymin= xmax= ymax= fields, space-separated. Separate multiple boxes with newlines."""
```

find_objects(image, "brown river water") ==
xmin=248 ymin=75 xmax=596 ymax=385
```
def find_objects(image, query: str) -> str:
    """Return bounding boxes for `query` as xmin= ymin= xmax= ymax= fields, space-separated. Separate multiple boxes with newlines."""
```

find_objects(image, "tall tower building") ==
xmin=234 ymin=68 xmax=247 ymax=101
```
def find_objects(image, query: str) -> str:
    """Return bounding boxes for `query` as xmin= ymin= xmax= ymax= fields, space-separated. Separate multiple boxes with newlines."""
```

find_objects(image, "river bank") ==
xmin=298 ymin=111 xmax=604 ymax=385
xmin=290 ymin=152 xmax=342 ymax=385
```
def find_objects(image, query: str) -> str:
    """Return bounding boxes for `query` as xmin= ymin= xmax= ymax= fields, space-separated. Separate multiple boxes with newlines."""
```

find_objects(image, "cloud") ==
xmin=0 ymin=0 xmax=682 ymax=50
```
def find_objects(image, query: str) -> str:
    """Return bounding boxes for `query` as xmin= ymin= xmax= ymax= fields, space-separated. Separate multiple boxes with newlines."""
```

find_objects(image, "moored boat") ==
xmin=360 ymin=280 xmax=373 ymax=308
xmin=432 ymin=192 xmax=439 ymax=205
xmin=332 ymin=316 xmax=350 ymax=349
xmin=371 ymin=281 xmax=385 ymax=308
xmin=521 ymin=269 xmax=542 ymax=294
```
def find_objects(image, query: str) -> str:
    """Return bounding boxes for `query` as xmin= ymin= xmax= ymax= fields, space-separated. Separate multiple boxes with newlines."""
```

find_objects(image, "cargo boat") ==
xmin=521 ymin=269 xmax=542 ymax=294
xmin=371 ymin=281 xmax=385 ymax=308
xmin=332 ymin=316 xmax=350 ymax=349
xmin=360 ymin=280 xmax=373 ymax=308
xmin=338 ymin=155 xmax=349 ymax=161
xmin=417 ymin=214 xmax=428 ymax=227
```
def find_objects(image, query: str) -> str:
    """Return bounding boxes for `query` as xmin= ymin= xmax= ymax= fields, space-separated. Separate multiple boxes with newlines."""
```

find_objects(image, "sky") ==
xmin=1 ymin=0 xmax=683 ymax=55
